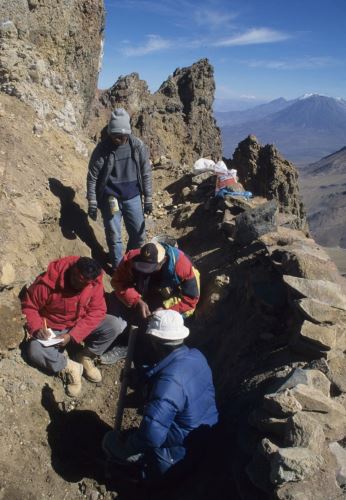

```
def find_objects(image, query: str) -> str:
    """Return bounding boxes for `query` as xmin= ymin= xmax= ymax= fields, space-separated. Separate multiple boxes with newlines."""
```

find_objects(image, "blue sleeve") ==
xmin=131 ymin=377 xmax=185 ymax=449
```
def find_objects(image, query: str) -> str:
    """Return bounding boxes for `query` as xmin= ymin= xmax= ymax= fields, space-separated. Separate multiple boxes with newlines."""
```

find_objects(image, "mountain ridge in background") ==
xmin=299 ymin=144 xmax=346 ymax=250
xmin=219 ymin=94 xmax=346 ymax=166
xmin=215 ymin=97 xmax=292 ymax=126
xmin=305 ymin=145 xmax=346 ymax=175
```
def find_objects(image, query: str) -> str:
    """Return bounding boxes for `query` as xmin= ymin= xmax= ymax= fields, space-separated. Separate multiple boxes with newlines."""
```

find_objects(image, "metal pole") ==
xmin=114 ymin=324 xmax=138 ymax=431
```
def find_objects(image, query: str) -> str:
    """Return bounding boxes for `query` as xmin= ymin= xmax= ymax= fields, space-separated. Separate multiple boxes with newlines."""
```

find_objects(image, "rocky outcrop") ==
xmin=0 ymin=0 xmax=104 ymax=129
xmin=89 ymin=59 xmax=222 ymax=164
xmin=172 ymin=169 xmax=346 ymax=498
xmin=231 ymin=135 xmax=307 ymax=231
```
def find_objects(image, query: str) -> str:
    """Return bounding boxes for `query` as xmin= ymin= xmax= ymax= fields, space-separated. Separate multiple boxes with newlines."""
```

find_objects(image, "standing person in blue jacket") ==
xmin=102 ymin=309 xmax=218 ymax=481
xmin=87 ymin=108 xmax=152 ymax=271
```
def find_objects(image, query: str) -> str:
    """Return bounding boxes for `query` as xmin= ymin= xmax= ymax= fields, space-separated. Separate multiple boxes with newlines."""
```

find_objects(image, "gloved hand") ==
xmin=144 ymin=199 xmax=153 ymax=215
xmin=88 ymin=201 xmax=98 ymax=221
xmin=102 ymin=430 xmax=143 ymax=464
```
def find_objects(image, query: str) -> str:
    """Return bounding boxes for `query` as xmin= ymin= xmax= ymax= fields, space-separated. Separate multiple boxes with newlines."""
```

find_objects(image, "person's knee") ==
xmin=105 ymin=314 xmax=127 ymax=338
xmin=26 ymin=340 xmax=63 ymax=374
xmin=26 ymin=340 xmax=43 ymax=365
xmin=91 ymin=314 xmax=127 ymax=340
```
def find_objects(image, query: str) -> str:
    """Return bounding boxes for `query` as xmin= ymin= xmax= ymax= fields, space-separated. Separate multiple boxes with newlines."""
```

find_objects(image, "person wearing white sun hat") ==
xmin=102 ymin=309 xmax=218 ymax=481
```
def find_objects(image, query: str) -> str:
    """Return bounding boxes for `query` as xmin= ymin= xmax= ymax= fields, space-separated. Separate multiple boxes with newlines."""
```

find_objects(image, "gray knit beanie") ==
xmin=108 ymin=108 xmax=131 ymax=135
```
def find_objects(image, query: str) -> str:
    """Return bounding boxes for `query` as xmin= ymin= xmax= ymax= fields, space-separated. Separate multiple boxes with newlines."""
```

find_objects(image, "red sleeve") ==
xmin=111 ymin=250 xmax=142 ymax=307
xmin=68 ymin=282 xmax=107 ymax=343
xmin=164 ymin=253 xmax=200 ymax=315
xmin=21 ymin=282 xmax=50 ymax=336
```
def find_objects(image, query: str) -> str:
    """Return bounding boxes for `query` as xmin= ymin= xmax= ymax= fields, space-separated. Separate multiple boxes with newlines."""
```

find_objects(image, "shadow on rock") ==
xmin=49 ymin=178 xmax=109 ymax=270
xmin=41 ymin=384 xmax=111 ymax=483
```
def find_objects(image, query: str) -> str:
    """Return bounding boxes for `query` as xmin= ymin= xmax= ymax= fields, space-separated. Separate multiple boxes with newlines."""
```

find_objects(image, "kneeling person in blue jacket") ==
xmin=102 ymin=309 xmax=218 ymax=481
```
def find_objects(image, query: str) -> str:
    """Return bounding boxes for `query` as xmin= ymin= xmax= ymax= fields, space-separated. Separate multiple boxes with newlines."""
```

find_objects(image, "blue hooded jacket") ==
xmin=130 ymin=345 xmax=218 ymax=477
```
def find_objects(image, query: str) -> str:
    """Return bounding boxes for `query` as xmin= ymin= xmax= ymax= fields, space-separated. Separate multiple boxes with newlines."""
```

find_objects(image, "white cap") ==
xmin=146 ymin=310 xmax=189 ymax=341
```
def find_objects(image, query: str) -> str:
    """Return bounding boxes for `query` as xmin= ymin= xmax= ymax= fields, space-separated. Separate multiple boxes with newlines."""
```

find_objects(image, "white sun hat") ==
xmin=146 ymin=310 xmax=189 ymax=340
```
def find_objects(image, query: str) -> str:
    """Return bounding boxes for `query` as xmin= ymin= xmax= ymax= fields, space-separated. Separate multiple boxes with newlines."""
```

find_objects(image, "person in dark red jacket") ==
xmin=100 ymin=241 xmax=200 ymax=365
xmin=22 ymin=256 xmax=119 ymax=397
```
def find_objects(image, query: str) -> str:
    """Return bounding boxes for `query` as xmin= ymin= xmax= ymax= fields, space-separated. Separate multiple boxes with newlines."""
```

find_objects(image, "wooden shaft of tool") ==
xmin=114 ymin=325 xmax=138 ymax=431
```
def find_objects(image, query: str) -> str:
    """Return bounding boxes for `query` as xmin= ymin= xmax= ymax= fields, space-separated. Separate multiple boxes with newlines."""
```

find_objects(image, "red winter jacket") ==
xmin=21 ymin=256 xmax=106 ymax=343
xmin=111 ymin=247 xmax=200 ymax=316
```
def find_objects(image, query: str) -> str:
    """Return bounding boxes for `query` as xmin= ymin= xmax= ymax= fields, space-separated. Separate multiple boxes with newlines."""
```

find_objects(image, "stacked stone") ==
xmin=245 ymin=227 xmax=346 ymax=497
xmin=182 ymin=165 xmax=346 ymax=497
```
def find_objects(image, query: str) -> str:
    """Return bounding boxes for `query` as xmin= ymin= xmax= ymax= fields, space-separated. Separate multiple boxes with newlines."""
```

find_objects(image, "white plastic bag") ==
xmin=193 ymin=158 xmax=216 ymax=174
xmin=214 ymin=161 xmax=228 ymax=175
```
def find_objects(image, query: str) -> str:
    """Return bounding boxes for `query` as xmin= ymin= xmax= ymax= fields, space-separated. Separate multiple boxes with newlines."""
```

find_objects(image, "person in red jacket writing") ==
xmin=100 ymin=241 xmax=200 ymax=365
xmin=22 ymin=256 xmax=119 ymax=397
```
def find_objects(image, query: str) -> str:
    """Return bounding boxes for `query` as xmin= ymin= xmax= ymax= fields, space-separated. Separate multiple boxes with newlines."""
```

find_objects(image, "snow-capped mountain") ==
xmin=219 ymin=94 xmax=346 ymax=165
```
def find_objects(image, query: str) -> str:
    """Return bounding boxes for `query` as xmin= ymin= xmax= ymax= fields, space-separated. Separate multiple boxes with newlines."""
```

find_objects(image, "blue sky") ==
xmin=99 ymin=0 xmax=346 ymax=111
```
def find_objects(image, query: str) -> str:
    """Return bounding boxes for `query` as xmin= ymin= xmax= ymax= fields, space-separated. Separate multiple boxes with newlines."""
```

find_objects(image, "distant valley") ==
xmin=300 ymin=146 xmax=346 ymax=252
xmin=217 ymin=94 xmax=346 ymax=166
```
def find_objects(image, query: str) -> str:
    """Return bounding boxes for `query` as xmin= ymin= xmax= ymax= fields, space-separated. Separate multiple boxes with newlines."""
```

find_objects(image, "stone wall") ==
xmin=172 ymin=166 xmax=346 ymax=498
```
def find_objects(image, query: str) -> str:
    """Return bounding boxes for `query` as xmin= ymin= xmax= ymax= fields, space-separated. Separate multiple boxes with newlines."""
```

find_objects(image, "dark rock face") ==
xmin=0 ymin=0 xmax=104 ymax=127
xmin=232 ymin=135 xmax=307 ymax=230
xmin=235 ymin=200 xmax=278 ymax=245
xmin=90 ymin=59 xmax=222 ymax=164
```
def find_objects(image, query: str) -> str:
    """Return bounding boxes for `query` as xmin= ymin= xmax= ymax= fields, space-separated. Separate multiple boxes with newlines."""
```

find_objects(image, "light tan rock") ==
xmin=259 ymin=437 xmax=280 ymax=457
xmin=263 ymin=390 xmax=302 ymax=418
xmin=327 ymin=356 xmax=346 ymax=393
xmin=295 ymin=298 xmax=345 ymax=325
xmin=291 ymin=384 xmax=345 ymax=414
xmin=0 ymin=262 xmax=15 ymax=286
xmin=284 ymin=412 xmax=325 ymax=453
xmin=335 ymin=324 xmax=346 ymax=351
xmin=299 ymin=320 xmax=336 ymax=350
xmin=270 ymin=246 xmax=341 ymax=282
xmin=276 ymin=367 xmax=330 ymax=396
xmin=329 ymin=442 xmax=346 ymax=486
xmin=270 ymin=447 xmax=323 ymax=485
xmin=304 ymin=369 xmax=330 ymax=396
xmin=291 ymin=384 xmax=346 ymax=440
xmin=283 ymin=275 xmax=346 ymax=311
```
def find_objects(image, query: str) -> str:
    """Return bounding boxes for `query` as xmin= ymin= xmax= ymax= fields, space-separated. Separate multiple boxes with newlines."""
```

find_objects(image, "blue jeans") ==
xmin=101 ymin=195 xmax=146 ymax=269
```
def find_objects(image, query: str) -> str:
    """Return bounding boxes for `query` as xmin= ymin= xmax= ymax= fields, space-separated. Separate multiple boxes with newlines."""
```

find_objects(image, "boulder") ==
xmin=234 ymin=200 xmax=278 ymax=245
xmin=276 ymin=476 xmax=341 ymax=500
xmin=291 ymin=384 xmax=346 ymax=440
xmin=284 ymin=412 xmax=325 ymax=454
xmin=270 ymin=447 xmax=323 ymax=485
xmin=275 ymin=367 xmax=331 ymax=397
xmin=268 ymin=243 xmax=341 ymax=282
xmin=283 ymin=276 xmax=346 ymax=311
xmin=329 ymin=442 xmax=346 ymax=486
xmin=263 ymin=390 xmax=302 ymax=418
xmin=299 ymin=321 xmax=336 ymax=351
xmin=295 ymin=298 xmax=344 ymax=325
xmin=327 ymin=356 xmax=346 ymax=393
xmin=222 ymin=196 xmax=254 ymax=212
xmin=0 ymin=263 xmax=16 ymax=288
xmin=291 ymin=384 xmax=345 ymax=414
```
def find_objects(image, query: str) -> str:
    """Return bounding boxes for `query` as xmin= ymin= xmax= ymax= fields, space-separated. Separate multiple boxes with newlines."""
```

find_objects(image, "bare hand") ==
xmin=35 ymin=328 xmax=50 ymax=340
xmin=58 ymin=333 xmax=71 ymax=347
xmin=136 ymin=299 xmax=151 ymax=319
